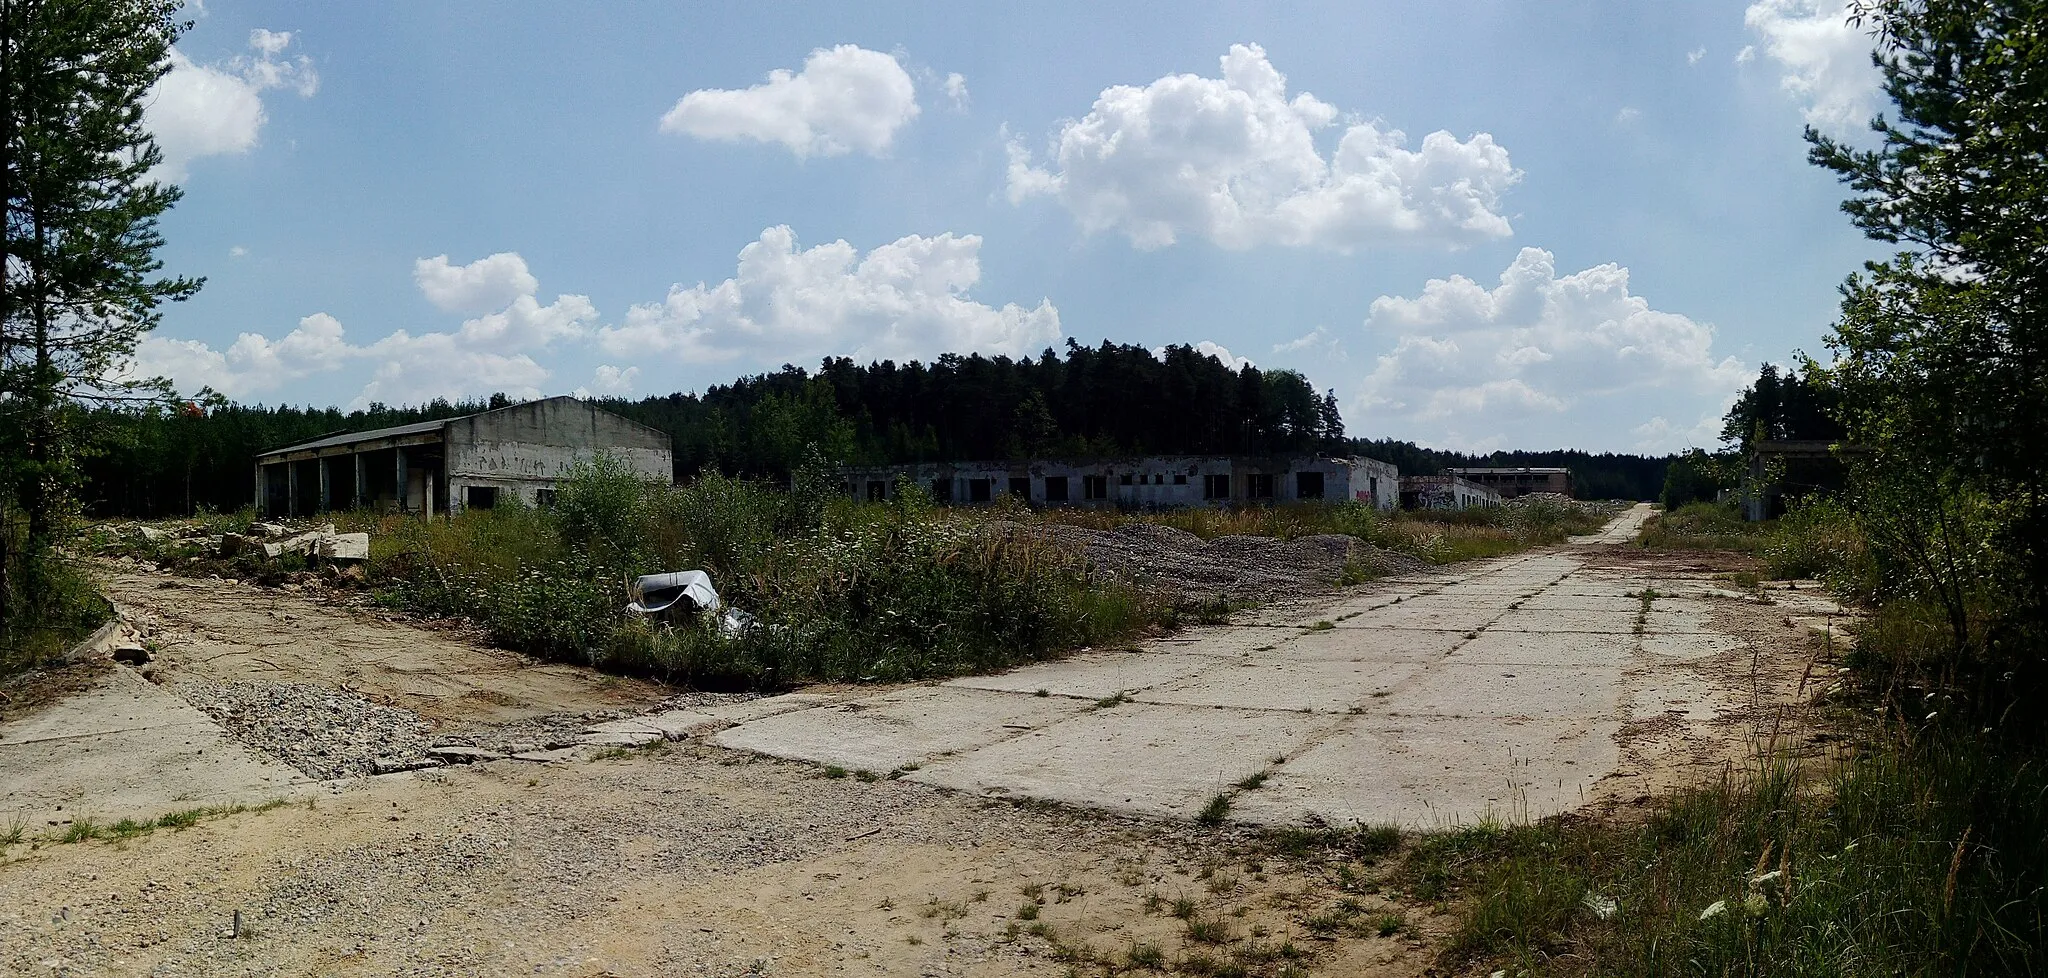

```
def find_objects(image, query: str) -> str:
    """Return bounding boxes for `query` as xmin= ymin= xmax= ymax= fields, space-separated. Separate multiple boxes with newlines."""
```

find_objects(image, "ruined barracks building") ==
xmin=839 ymin=455 xmax=1405 ymax=511
xmin=254 ymin=396 xmax=673 ymax=517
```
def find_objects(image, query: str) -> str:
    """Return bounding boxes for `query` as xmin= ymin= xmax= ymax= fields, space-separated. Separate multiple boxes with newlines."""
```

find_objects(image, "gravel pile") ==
xmin=176 ymin=678 xmax=435 ymax=779
xmin=1007 ymin=521 xmax=1430 ymax=603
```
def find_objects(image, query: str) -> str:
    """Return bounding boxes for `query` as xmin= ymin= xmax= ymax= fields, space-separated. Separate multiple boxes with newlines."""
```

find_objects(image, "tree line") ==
xmin=73 ymin=339 xmax=1679 ymax=517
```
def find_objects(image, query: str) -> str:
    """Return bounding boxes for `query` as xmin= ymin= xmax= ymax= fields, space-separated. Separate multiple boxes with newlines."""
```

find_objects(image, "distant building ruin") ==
xmin=254 ymin=396 xmax=673 ymax=517
xmin=838 ymin=455 xmax=1402 ymax=510
xmin=1399 ymin=474 xmax=1503 ymax=510
xmin=1444 ymin=466 xmax=1573 ymax=499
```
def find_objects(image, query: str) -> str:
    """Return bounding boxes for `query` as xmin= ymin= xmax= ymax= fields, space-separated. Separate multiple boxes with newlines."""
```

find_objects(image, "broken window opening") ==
xmin=1044 ymin=476 xmax=1070 ymax=503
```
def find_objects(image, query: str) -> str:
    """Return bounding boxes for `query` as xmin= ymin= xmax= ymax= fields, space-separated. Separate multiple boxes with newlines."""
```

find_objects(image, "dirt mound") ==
xmin=1002 ymin=521 xmax=1429 ymax=604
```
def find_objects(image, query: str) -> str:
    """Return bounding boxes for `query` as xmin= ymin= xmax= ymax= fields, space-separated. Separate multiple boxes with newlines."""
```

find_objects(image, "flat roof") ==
xmin=1446 ymin=467 xmax=1571 ymax=474
xmin=258 ymin=417 xmax=452 ymax=458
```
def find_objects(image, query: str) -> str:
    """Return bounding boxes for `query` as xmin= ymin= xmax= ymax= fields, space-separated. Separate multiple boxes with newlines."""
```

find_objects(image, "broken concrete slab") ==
xmin=1148 ymin=625 xmax=1316 ymax=657
xmin=426 ymin=746 xmax=507 ymax=764
xmin=1640 ymin=632 xmax=1742 ymax=660
xmin=1273 ymin=628 xmax=1466 ymax=663
xmin=698 ymin=693 xmax=840 ymax=725
xmin=1136 ymin=658 xmax=1427 ymax=714
xmin=639 ymin=710 xmax=726 ymax=740
xmin=0 ymin=669 xmax=308 ymax=827
xmin=945 ymin=650 xmax=1222 ymax=700
xmin=712 ymin=686 xmax=1091 ymax=773
xmin=1378 ymin=662 xmax=1624 ymax=719
xmin=1485 ymin=608 xmax=1640 ymax=634
xmin=1234 ymin=714 xmax=1622 ymax=829
xmin=320 ymin=532 xmax=370 ymax=562
xmin=1349 ymin=601 xmax=1504 ymax=632
xmin=1446 ymin=631 xmax=1633 ymax=667
xmin=908 ymin=702 xmax=1335 ymax=819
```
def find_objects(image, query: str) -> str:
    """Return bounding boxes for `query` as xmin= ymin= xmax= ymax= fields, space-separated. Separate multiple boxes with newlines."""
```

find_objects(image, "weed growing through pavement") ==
xmin=1197 ymin=793 xmax=1232 ymax=826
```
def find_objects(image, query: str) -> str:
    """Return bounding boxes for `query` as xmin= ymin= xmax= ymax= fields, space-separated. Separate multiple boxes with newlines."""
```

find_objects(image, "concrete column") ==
xmin=395 ymin=448 xmax=409 ymax=514
xmin=353 ymin=454 xmax=367 ymax=511
xmin=426 ymin=473 xmax=436 ymax=519
xmin=253 ymin=464 xmax=267 ymax=515
xmin=317 ymin=457 xmax=331 ymax=513
xmin=286 ymin=462 xmax=299 ymax=517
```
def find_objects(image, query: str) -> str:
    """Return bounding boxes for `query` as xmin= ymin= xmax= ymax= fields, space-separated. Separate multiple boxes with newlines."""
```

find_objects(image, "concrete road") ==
xmin=715 ymin=503 xmax=1736 ymax=828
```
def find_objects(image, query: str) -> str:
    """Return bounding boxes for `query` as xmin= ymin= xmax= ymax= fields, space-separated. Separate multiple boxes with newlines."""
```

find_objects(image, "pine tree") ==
xmin=0 ymin=0 xmax=197 ymax=594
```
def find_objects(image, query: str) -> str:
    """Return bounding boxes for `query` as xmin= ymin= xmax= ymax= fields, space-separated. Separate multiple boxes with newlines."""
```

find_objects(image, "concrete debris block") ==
xmin=250 ymin=522 xmax=291 ymax=538
xmin=111 ymin=645 xmax=152 ymax=666
xmin=576 ymin=729 xmax=663 ymax=747
xmin=370 ymin=756 xmax=444 ymax=775
xmin=219 ymin=533 xmax=250 ymax=557
xmin=135 ymin=526 xmax=171 ymax=543
xmin=642 ymin=710 xmax=726 ymax=740
xmin=320 ymin=532 xmax=370 ymax=562
xmin=425 ymin=746 xmax=507 ymax=764
xmin=510 ymin=747 xmax=588 ymax=763
xmin=582 ymin=718 xmax=666 ymax=738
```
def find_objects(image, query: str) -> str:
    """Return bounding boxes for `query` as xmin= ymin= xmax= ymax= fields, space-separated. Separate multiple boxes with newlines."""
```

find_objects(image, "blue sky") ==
xmin=133 ymin=1 xmax=1889 ymax=454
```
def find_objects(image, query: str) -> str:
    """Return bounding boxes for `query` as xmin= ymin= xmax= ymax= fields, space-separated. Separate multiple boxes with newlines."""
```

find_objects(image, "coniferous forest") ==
xmin=75 ymin=339 xmax=1676 ymax=517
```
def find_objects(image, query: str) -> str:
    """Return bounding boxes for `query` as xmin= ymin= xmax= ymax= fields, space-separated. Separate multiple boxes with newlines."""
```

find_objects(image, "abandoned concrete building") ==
xmin=1739 ymin=440 xmax=1861 ymax=521
xmin=254 ymin=396 xmax=673 ymax=517
xmin=839 ymin=455 xmax=1403 ymax=510
xmin=1399 ymin=474 xmax=1504 ymax=510
xmin=1444 ymin=466 xmax=1574 ymax=499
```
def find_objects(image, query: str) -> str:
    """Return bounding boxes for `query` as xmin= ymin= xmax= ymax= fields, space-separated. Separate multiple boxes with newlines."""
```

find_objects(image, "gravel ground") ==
xmin=173 ymin=680 xmax=765 ymax=779
xmin=1018 ymin=521 xmax=1431 ymax=603
xmin=176 ymin=679 xmax=438 ymax=779
xmin=0 ymin=747 xmax=1444 ymax=978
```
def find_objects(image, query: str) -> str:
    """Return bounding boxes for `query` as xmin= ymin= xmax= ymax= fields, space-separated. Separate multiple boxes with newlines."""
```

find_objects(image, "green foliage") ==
xmin=1638 ymin=502 xmax=1768 ymax=553
xmin=1720 ymin=362 xmax=1845 ymax=454
xmin=1434 ymin=732 xmax=2048 ymax=977
xmin=1808 ymin=0 xmax=2048 ymax=721
xmin=365 ymin=463 xmax=1169 ymax=688
xmin=1659 ymin=450 xmax=1736 ymax=511
xmin=0 ymin=0 xmax=197 ymax=657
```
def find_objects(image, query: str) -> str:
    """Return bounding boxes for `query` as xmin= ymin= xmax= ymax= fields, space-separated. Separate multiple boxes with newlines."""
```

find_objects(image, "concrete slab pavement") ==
xmin=0 ymin=668 xmax=308 ymax=828
xmin=710 ymin=503 xmax=1755 ymax=827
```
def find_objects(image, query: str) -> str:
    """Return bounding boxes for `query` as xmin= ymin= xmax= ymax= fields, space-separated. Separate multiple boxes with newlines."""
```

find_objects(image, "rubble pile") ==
xmin=1010 ymin=522 xmax=1429 ymax=603
xmin=176 ymin=679 xmax=435 ymax=778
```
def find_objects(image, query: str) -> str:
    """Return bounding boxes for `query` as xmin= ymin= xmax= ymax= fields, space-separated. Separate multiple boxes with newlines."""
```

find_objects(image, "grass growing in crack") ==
xmin=1197 ymin=793 xmax=1233 ymax=826
xmin=1184 ymin=916 xmax=1233 ymax=945
xmin=1014 ymin=901 xmax=1040 ymax=920
xmin=1094 ymin=690 xmax=1133 ymax=708
xmin=1125 ymin=941 xmax=1168 ymax=970
xmin=853 ymin=769 xmax=879 ymax=782
xmin=1307 ymin=620 xmax=1335 ymax=632
xmin=1170 ymin=895 xmax=1200 ymax=920
xmin=1234 ymin=771 xmax=1269 ymax=791
xmin=821 ymin=765 xmax=848 ymax=779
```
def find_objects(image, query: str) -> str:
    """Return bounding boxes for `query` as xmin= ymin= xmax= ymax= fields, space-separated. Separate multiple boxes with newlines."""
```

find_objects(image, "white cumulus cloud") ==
xmin=1005 ymin=43 xmax=1519 ymax=251
xmin=145 ymin=28 xmax=318 ymax=180
xmin=942 ymin=72 xmax=969 ymax=110
xmin=129 ymin=252 xmax=595 ymax=408
xmin=573 ymin=364 xmax=641 ymax=400
xmin=1744 ymin=0 xmax=1883 ymax=133
xmin=659 ymin=45 xmax=920 ymax=158
xmin=596 ymin=225 xmax=1060 ymax=367
xmin=414 ymin=253 xmax=542 ymax=315
xmin=1353 ymin=248 xmax=1748 ymax=452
